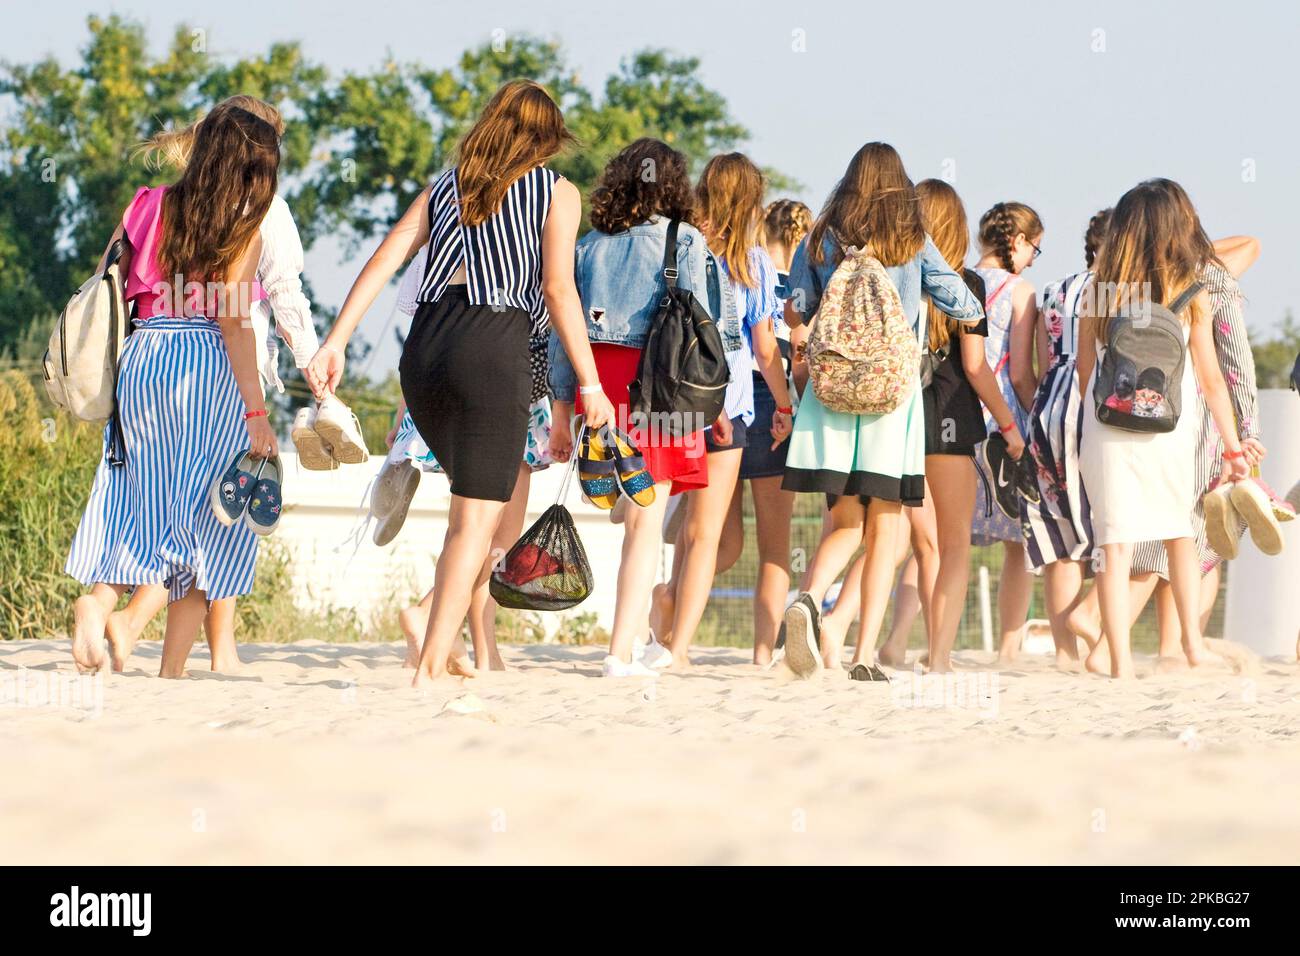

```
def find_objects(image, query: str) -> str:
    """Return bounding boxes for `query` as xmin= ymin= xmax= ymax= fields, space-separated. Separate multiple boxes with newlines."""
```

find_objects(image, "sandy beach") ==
xmin=2 ymin=638 xmax=1299 ymax=865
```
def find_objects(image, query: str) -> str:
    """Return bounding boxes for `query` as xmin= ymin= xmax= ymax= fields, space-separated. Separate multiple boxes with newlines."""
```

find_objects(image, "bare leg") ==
xmin=877 ymin=555 xmax=919 ymax=667
xmin=750 ymin=476 xmax=794 ymax=666
xmin=399 ymin=589 xmax=435 ymax=668
xmin=848 ymin=497 xmax=904 ymax=667
xmin=811 ymin=496 xmax=867 ymax=665
xmin=996 ymin=542 xmax=1033 ymax=662
xmin=907 ymin=491 xmax=939 ymax=650
xmin=716 ymin=481 xmax=746 ymax=578
xmin=469 ymin=465 xmax=531 ymax=671
xmin=71 ymin=583 xmax=126 ymax=673
xmin=203 ymin=596 xmax=242 ymax=673
xmin=924 ymin=455 xmax=977 ymax=673
xmin=1042 ymin=560 xmax=1086 ymax=666
xmin=667 ymin=448 xmax=743 ymax=667
xmin=1164 ymin=536 xmax=1205 ymax=667
xmin=159 ymin=588 xmax=208 ymax=679
xmin=648 ymin=515 xmax=687 ymax=648
xmin=1067 ymin=584 xmax=1102 ymax=651
xmin=1150 ymin=579 xmax=1182 ymax=660
xmin=105 ymin=582 xmax=167 ymax=671
xmin=1199 ymin=563 xmax=1220 ymax=634
xmin=608 ymin=480 xmax=671 ymax=662
xmin=412 ymin=493 xmax=508 ymax=686
xmin=1090 ymin=542 xmax=1135 ymax=678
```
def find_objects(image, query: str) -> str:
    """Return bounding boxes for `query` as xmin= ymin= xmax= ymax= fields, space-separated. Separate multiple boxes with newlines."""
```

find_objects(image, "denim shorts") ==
xmin=739 ymin=372 xmax=789 ymax=479
xmin=705 ymin=415 xmax=748 ymax=454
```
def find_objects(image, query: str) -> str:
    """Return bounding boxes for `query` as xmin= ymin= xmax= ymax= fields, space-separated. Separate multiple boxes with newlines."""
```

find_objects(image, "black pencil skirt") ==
xmin=399 ymin=286 xmax=531 ymax=502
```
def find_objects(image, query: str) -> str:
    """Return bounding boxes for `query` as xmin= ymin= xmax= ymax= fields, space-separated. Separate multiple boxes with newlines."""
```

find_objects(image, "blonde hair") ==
xmin=915 ymin=179 xmax=970 ymax=351
xmin=696 ymin=153 xmax=766 ymax=288
xmin=455 ymin=80 xmax=576 ymax=228
xmin=136 ymin=95 xmax=285 ymax=171
xmin=762 ymin=199 xmax=812 ymax=258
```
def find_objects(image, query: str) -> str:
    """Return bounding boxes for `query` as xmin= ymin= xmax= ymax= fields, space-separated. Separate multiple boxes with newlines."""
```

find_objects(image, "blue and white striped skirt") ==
xmin=65 ymin=318 xmax=258 ymax=603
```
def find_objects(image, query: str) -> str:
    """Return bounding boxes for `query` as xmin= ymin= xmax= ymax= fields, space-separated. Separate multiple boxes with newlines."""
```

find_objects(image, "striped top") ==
xmin=416 ymin=165 xmax=559 ymax=335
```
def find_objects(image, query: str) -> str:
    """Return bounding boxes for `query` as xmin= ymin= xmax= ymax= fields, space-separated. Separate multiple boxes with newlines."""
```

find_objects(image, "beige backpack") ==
xmin=43 ymin=238 xmax=129 ymax=422
xmin=807 ymin=247 xmax=919 ymax=416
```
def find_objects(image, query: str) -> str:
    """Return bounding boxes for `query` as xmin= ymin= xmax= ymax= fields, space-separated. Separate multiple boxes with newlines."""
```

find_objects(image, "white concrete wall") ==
xmin=275 ymin=451 xmax=667 ymax=632
xmin=1224 ymin=390 xmax=1300 ymax=657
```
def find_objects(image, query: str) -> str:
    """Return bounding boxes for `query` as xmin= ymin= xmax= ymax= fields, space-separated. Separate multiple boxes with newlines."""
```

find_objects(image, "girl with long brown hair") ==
xmin=67 ymin=95 xmax=321 ymax=676
xmin=1076 ymin=179 xmax=1249 ymax=678
xmin=970 ymin=200 xmax=1043 ymax=662
xmin=66 ymin=103 xmax=281 ymax=677
xmin=306 ymin=80 xmax=614 ymax=685
xmin=650 ymin=152 xmax=793 ymax=668
xmin=779 ymin=143 xmax=983 ymax=681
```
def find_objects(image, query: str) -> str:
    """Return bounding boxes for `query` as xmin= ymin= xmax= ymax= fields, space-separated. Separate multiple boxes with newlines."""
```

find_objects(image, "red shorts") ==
xmin=573 ymin=344 xmax=708 ymax=494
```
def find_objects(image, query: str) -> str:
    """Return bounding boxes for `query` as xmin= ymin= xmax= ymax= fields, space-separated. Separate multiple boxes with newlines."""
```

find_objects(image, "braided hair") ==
xmin=1084 ymin=207 xmax=1112 ymax=269
xmin=978 ymin=201 xmax=1043 ymax=272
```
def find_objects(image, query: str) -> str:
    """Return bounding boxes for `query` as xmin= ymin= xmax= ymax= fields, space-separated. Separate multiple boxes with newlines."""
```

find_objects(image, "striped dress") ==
xmin=1130 ymin=263 xmax=1257 ymax=576
xmin=66 ymin=187 xmax=260 ymax=602
xmin=971 ymin=266 xmax=1032 ymax=545
xmin=1021 ymin=271 xmax=1094 ymax=569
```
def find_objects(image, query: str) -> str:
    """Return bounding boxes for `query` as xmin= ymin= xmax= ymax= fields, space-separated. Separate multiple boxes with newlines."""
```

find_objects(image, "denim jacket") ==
xmin=549 ymin=217 xmax=721 ymax=401
xmin=788 ymin=233 xmax=983 ymax=332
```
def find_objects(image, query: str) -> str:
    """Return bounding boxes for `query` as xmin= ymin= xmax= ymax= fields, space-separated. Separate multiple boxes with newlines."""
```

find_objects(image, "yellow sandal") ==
xmin=605 ymin=427 xmax=656 ymax=508
xmin=578 ymin=427 xmax=621 ymax=510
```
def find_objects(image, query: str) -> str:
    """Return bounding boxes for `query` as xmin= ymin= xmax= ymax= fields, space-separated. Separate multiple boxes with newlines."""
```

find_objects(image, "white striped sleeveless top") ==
xmin=416 ymin=165 xmax=558 ymax=335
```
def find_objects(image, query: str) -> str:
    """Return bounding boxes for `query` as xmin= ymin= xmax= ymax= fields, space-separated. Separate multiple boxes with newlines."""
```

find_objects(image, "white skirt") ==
xmin=1079 ymin=352 xmax=1198 ymax=548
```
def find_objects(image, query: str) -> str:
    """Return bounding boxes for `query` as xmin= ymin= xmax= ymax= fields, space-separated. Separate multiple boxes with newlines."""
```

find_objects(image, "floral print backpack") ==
xmin=807 ymin=248 xmax=919 ymax=416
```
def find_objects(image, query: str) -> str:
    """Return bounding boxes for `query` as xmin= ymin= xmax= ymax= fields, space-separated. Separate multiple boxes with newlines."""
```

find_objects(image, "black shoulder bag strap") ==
xmin=106 ymin=237 xmax=128 ymax=468
xmin=663 ymin=219 xmax=681 ymax=289
xmin=1168 ymin=281 xmax=1204 ymax=316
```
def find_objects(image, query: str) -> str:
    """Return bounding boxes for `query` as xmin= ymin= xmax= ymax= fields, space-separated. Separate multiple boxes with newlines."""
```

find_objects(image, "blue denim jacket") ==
xmin=788 ymin=234 xmax=983 ymax=331
xmin=549 ymin=217 xmax=723 ymax=401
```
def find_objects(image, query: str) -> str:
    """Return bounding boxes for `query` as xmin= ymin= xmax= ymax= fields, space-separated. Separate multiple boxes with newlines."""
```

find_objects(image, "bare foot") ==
xmin=447 ymin=654 xmax=479 ymax=679
xmin=1068 ymin=608 xmax=1102 ymax=651
xmin=820 ymin=614 xmax=849 ymax=669
xmin=398 ymin=606 xmax=427 ymax=669
xmin=486 ymin=651 xmax=507 ymax=672
xmin=649 ymin=584 xmax=675 ymax=648
xmin=71 ymin=596 xmax=108 ymax=673
xmin=669 ymin=652 xmax=692 ymax=672
xmin=1054 ymin=647 xmax=1080 ymax=672
xmin=876 ymin=641 xmax=907 ymax=668
xmin=1154 ymin=655 xmax=1189 ymax=675
xmin=1084 ymin=641 xmax=1110 ymax=676
xmin=104 ymin=610 xmax=138 ymax=673
xmin=1182 ymin=633 xmax=1206 ymax=668
xmin=158 ymin=665 xmax=188 ymax=679
xmin=209 ymin=646 xmax=243 ymax=674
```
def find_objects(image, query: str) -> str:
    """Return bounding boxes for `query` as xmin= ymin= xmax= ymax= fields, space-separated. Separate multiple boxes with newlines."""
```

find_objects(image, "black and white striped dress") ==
xmin=398 ymin=165 xmax=558 ymax=502
xmin=1131 ymin=263 xmax=1257 ymax=576
xmin=1021 ymin=271 xmax=1094 ymax=570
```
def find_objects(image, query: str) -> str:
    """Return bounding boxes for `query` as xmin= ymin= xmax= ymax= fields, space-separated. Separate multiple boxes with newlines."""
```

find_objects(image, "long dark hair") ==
xmin=589 ymin=138 xmax=695 ymax=233
xmin=158 ymin=104 xmax=280 ymax=285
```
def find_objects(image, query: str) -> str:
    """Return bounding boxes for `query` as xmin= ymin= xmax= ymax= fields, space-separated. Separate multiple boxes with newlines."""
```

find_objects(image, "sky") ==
xmin=6 ymin=0 xmax=1298 ymax=373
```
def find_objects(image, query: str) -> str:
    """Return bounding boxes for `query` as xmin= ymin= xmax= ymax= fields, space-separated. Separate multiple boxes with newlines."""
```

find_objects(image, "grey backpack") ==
xmin=1093 ymin=282 xmax=1201 ymax=434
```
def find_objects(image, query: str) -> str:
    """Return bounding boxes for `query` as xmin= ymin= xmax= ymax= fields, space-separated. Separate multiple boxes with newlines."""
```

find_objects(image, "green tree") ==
xmin=1250 ymin=311 xmax=1300 ymax=389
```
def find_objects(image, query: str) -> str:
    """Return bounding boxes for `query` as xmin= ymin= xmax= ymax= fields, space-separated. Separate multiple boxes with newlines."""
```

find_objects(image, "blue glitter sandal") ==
xmin=578 ymin=427 xmax=621 ymax=510
xmin=606 ymin=427 xmax=656 ymax=508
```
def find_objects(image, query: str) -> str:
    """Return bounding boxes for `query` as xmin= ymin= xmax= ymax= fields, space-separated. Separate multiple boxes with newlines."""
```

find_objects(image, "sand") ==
xmin=2 ymin=638 xmax=1299 ymax=865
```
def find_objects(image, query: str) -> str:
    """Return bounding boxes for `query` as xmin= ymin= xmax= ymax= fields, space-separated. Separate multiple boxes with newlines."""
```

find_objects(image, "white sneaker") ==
xmin=291 ymin=406 xmax=338 ymax=471
xmin=638 ymin=637 xmax=673 ymax=670
xmin=314 ymin=395 xmax=369 ymax=464
xmin=1202 ymin=482 xmax=1240 ymax=561
xmin=602 ymin=655 xmax=659 ymax=678
xmin=372 ymin=459 xmax=421 ymax=547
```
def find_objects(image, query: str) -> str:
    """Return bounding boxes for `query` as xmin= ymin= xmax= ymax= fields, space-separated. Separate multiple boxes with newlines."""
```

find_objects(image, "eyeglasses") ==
xmin=1029 ymin=240 xmax=1043 ymax=260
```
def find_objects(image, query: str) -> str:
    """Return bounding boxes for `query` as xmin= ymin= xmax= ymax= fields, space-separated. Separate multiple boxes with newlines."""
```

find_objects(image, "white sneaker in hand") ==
xmin=291 ymin=406 xmax=338 ymax=471
xmin=314 ymin=395 xmax=370 ymax=464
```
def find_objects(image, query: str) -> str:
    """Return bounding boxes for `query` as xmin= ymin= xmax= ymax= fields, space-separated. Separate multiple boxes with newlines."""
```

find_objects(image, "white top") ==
xmin=251 ymin=195 xmax=318 ymax=393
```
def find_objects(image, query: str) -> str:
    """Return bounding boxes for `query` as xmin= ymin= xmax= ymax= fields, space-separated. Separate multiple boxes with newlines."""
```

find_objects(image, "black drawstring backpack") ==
xmin=628 ymin=220 xmax=730 ymax=437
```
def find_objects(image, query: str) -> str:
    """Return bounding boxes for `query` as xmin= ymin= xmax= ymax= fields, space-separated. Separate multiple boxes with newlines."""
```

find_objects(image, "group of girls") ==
xmin=64 ymin=78 xmax=1279 ymax=683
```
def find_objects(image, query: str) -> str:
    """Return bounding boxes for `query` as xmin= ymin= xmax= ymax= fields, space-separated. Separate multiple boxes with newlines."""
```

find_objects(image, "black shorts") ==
xmin=399 ymin=286 xmax=531 ymax=502
xmin=740 ymin=372 xmax=789 ymax=479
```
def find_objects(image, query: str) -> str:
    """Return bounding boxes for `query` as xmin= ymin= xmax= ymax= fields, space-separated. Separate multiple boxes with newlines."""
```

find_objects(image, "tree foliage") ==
xmin=0 ymin=16 xmax=765 ymax=354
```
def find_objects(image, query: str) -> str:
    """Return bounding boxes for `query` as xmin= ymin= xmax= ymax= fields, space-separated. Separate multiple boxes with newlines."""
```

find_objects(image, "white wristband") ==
xmin=579 ymin=383 xmax=603 ymax=396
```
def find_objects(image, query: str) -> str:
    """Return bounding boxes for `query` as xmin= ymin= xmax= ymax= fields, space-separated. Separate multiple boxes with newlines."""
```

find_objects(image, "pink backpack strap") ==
xmin=986 ymin=273 xmax=1018 ymax=375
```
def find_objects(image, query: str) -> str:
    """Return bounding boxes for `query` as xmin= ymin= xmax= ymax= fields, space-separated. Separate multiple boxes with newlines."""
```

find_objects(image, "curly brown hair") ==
xmin=590 ymin=138 xmax=695 ymax=234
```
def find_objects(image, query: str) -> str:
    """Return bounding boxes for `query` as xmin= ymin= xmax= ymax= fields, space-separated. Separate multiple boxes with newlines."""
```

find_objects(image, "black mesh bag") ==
xmin=489 ymin=452 xmax=593 ymax=611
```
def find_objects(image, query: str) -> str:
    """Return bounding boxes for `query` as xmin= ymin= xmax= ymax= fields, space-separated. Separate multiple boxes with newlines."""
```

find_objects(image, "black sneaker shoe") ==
xmin=211 ymin=450 xmax=259 ymax=527
xmin=1014 ymin=448 xmax=1040 ymax=505
xmin=981 ymin=433 xmax=1020 ymax=521
xmin=782 ymin=592 xmax=823 ymax=679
